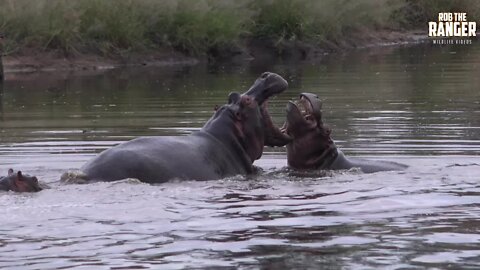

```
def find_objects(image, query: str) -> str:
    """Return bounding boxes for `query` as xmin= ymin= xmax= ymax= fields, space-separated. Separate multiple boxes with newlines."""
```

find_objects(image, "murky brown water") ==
xmin=1 ymin=43 xmax=479 ymax=269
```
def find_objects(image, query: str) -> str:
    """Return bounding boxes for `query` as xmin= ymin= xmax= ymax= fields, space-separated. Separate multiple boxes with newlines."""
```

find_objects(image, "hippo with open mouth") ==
xmin=74 ymin=72 xmax=292 ymax=183
xmin=285 ymin=93 xmax=407 ymax=173
xmin=0 ymin=169 xmax=42 ymax=192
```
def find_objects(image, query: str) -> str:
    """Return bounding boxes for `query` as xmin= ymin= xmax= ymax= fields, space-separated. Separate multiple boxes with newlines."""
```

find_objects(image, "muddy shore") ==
xmin=1 ymin=30 xmax=427 ymax=74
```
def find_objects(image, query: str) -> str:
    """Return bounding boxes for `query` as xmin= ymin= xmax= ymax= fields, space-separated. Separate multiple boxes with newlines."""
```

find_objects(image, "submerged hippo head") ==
xmin=285 ymin=93 xmax=337 ymax=169
xmin=0 ymin=169 xmax=42 ymax=192
xmin=203 ymin=72 xmax=292 ymax=163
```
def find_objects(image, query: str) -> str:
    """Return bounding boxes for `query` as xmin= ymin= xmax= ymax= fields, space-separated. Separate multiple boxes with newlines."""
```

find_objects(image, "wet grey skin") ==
xmin=286 ymin=93 xmax=408 ymax=173
xmin=0 ymin=169 xmax=42 ymax=192
xmin=77 ymin=72 xmax=292 ymax=183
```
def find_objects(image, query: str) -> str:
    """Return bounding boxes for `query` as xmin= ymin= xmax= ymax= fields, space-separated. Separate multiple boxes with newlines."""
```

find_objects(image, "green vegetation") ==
xmin=0 ymin=0 xmax=478 ymax=57
xmin=394 ymin=0 xmax=480 ymax=27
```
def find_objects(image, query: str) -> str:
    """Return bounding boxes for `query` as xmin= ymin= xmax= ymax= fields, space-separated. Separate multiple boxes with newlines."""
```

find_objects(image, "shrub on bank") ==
xmin=394 ymin=0 xmax=480 ymax=28
xmin=0 ymin=0 xmax=478 ymax=57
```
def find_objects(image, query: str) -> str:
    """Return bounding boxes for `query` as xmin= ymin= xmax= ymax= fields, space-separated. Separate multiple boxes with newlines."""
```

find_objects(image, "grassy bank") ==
xmin=0 ymin=0 xmax=479 ymax=58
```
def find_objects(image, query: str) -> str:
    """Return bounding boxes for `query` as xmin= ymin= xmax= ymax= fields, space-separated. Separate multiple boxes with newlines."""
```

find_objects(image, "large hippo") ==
xmin=0 ymin=169 xmax=42 ymax=192
xmin=285 ymin=93 xmax=407 ymax=173
xmin=73 ymin=72 xmax=291 ymax=183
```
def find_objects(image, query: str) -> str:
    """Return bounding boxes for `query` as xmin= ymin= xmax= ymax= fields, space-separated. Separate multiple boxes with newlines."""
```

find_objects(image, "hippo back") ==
xmin=81 ymin=132 xmax=250 ymax=183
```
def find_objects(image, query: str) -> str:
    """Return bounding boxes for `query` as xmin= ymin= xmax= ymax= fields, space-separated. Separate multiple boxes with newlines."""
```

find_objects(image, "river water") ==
xmin=0 ymin=43 xmax=479 ymax=269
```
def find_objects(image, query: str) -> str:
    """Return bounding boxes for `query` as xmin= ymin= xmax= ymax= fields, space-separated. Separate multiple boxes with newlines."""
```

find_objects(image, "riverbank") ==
xmin=2 ymin=48 xmax=199 ymax=73
xmin=0 ymin=0 xmax=478 ymax=73
xmin=1 ymin=30 xmax=427 ymax=74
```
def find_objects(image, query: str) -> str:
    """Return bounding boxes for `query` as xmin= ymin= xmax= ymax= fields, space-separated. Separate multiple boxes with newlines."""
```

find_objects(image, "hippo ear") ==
xmin=17 ymin=171 xmax=23 ymax=181
xmin=8 ymin=168 xmax=14 ymax=175
xmin=228 ymin=92 xmax=241 ymax=104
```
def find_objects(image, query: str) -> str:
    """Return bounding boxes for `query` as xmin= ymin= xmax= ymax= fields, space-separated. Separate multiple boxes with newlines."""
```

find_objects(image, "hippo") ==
xmin=0 ymin=169 xmax=42 ymax=192
xmin=285 ymin=93 xmax=407 ymax=173
xmin=72 ymin=72 xmax=292 ymax=183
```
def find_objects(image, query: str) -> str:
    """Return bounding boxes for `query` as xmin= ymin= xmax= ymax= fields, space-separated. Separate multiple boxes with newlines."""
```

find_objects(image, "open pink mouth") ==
xmin=284 ymin=95 xmax=317 ymax=136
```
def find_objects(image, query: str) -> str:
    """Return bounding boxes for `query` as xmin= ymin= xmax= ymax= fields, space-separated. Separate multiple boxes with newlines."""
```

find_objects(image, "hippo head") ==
xmin=3 ymin=169 xmax=42 ymax=192
xmin=285 ymin=93 xmax=337 ymax=169
xmin=244 ymin=72 xmax=293 ymax=148
xmin=203 ymin=72 xmax=292 ymax=163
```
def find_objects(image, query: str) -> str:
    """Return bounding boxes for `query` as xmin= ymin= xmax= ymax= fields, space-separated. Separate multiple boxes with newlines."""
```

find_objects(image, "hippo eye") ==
xmin=305 ymin=115 xmax=314 ymax=121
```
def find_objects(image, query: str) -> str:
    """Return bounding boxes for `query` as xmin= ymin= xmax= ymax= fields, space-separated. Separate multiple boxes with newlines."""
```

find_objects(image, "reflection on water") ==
xmin=0 ymin=43 xmax=480 ymax=269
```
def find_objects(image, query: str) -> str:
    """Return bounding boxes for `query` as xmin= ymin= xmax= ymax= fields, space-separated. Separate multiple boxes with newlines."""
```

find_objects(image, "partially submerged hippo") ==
xmin=73 ymin=72 xmax=291 ymax=183
xmin=0 ymin=169 xmax=42 ymax=192
xmin=285 ymin=93 xmax=407 ymax=173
